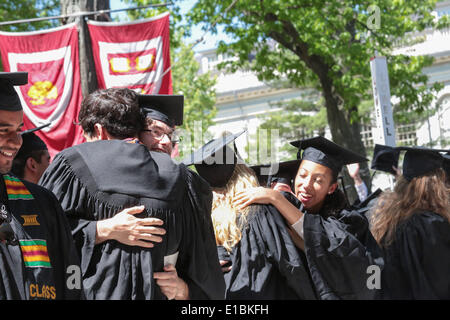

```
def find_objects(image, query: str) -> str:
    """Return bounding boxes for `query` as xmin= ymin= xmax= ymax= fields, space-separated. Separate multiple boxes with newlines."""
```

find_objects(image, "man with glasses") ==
xmin=138 ymin=94 xmax=183 ymax=156
xmin=136 ymin=94 xmax=225 ymax=300
xmin=0 ymin=72 xmax=81 ymax=300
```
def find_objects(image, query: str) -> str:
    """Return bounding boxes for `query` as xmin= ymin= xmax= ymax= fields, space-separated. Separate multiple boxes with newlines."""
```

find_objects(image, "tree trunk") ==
xmin=60 ymin=0 xmax=110 ymax=97
xmin=323 ymin=88 xmax=371 ymax=205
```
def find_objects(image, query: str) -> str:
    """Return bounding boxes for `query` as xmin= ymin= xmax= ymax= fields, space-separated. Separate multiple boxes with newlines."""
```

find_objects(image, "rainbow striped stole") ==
xmin=3 ymin=175 xmax=34 ymax=200
xmin=19 ymin=239 xmax=52 ymax=268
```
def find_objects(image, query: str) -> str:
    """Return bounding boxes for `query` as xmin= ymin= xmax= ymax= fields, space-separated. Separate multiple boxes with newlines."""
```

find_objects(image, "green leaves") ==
xmin=190 ymin=0 xmax=443 ymax=123
xmin=250 ymin=94 xmax=327 ymax=162
xmin=172 ymin=41 xmax=217 ymax=135
xmin=0 ymin=0 xmax=59 ymax=32
xmin=184 ymin=0 xmax=446 ymax=173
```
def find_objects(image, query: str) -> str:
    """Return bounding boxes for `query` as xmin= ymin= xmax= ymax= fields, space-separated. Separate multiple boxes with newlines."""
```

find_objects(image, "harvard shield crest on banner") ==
xmin=87 ymin=12 xmax=172 ymax=94
xmin=0 ymin=23 xmax=85 ymax=158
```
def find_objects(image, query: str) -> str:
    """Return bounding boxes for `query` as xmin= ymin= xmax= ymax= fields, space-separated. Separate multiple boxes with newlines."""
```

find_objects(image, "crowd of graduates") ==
xmin=0 ymin=71 xmax=449 ymax=300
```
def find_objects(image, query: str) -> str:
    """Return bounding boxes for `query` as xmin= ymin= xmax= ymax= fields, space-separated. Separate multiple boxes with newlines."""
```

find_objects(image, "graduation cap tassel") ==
xmin=20 ymin=123 xmax=51 ymax=135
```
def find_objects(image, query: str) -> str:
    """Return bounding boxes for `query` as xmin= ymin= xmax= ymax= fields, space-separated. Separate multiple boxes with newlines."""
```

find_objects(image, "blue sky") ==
xmin=109 ymin=0 xmax=232 ymax=52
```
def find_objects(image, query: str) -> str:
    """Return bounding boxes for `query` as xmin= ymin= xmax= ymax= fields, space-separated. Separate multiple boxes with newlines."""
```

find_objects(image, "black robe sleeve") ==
xmin=39 ymin=152 xmax=98 ymax=277
xmin=27 ymin=182 xmax=83 ymax=300
xmin=175 ymin=167 xmax=226 ymax=300
xmin=352 ymin=188 xmax=382 ymax=224
xmin=380 ymin=211 xmax=450 ymax=299
xmin=224 ymin=204 xmax=317 ymax=300
xmin=303 ymin=209 xmax=384 ymax=300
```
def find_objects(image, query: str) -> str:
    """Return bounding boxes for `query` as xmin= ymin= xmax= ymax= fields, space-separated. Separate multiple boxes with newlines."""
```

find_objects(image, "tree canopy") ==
xmin=187 ymin=0 xmax=447 ymax=142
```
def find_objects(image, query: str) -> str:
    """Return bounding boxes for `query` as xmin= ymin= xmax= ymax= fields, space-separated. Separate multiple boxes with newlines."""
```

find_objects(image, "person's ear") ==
xmin=92 ymin=123 xmax=102 ymax=140
xmin=328 ymin=182 xmax=338 ymax=195
xmin=94 ymin=123 xmax=111 ymax=140
xmin=25 ymin=157 xmax=37 ymax=173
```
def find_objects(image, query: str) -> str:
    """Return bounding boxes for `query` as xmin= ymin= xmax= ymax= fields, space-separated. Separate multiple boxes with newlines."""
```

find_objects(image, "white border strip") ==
xmin=0 ymin=22 xmax=77 ymax=36
xmin=86 ymin=11 xmax=169 ymax=27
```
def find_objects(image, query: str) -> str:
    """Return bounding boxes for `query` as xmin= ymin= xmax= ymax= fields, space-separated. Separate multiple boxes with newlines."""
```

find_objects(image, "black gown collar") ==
xmin=61 ymin=140 xmax=185 ymax=202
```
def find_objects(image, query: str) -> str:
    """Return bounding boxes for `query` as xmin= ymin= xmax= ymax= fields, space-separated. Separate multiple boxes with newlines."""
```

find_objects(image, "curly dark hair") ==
xmin=78 ymin=88 xmax=145 ymax=139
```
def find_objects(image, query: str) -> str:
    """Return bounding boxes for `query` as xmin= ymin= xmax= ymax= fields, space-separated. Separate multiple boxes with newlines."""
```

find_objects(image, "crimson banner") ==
xmin=87 ymin=12 xmax=172 ymax=94
xmin=0 ymin=23 xmax=85 ymax=159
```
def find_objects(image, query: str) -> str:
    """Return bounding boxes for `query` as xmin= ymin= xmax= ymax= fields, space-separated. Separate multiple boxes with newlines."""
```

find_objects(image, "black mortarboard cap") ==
xmin=0 ymin=72 xmax=28 ymax=112
xmin=290 ymin=136 xmax=368 ymax=176
xmin=396 ymin=146 xmax=444 ymax=181
xmin=371 ymin=144 xmax=400 ymax=175
xmin=138 ymin=94 xmax=184 ymax=127
xmin=15 ymin=124 xmax=50 ymax=160
xmin=251 ymin=159 xmax=300 ymax=187
xmin=182 ymin=130 xmax=246 ymax=188
xmin=249 ymin=163 xmax=269 ymax=186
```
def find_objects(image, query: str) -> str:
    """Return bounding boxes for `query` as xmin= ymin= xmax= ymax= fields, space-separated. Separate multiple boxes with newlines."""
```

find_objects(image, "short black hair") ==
xmin=78 ymin=88 xmax=145 ymax=139
xmin=11 ymin=150 xmax=47 ymax=179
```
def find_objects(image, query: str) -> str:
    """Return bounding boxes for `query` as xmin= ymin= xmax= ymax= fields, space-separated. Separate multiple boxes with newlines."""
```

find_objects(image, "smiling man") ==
xmin=0 ymin=108 xmax=22 ymax=174
xmin=138 ymin=94 xmax=184 ymax=156
xmin=136 ymin=94 xmax=226 ymax=300
xmin=0 ymin=72 xmax=80 ymax=300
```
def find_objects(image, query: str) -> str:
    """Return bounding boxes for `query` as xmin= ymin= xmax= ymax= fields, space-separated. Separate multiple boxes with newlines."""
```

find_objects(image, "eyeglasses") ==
xmin=142 ymin=129 xmax=182 ymax=144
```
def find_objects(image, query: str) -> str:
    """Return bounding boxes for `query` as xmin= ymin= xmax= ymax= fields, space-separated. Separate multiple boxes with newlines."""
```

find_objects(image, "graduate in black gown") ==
xmin=353 ymin=144 xmax=400 ymax=220
xmin=0 ymin=72 xmax=81 ymax=300
xmin=370 ymin=146 xmax=450 ymax=299
xmin=39 ymin=88 xmax=225 ymax=300
xmin=234 ymin=136 xmax=384 ymax=299
xmin=137 ymin=93 xmax=223 ymax=300
xmin=251 ymin=159 xmax=300 ymax=194
xmin=11 ymin=124 xmax=51 ymax=184
xmin=182 ymin=131 xmax=317 ymax=300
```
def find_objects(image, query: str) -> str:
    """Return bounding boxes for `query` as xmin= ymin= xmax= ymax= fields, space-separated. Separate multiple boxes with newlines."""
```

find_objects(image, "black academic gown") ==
xmin=39 ymin=140 xmax=225 ymax=300
xmin=380 ymin=211 xmax=450 ymax=299
xmin=283 ymin=192 xmax=384 ymax=300
xmin=180 ymin=167 xmax=226 ymax=299
xmin=222 ymin=204 xmax=317 ymax=300
xmin=0 ymin=174 xmax=81 ymax=300
xmin=352 ymin=188 xmax=383 ymax=224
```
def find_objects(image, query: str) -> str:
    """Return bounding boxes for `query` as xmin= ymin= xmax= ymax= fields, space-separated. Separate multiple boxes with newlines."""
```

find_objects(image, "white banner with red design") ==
xmin=0 ymin=23 xmax=85 ymax=158
xmin=87 ymin=12 xmax=172 ymax=94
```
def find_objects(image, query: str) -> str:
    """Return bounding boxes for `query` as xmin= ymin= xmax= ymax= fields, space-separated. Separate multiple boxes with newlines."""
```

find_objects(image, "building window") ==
xmin=362 ymin=123 xmax=417 ymax=148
